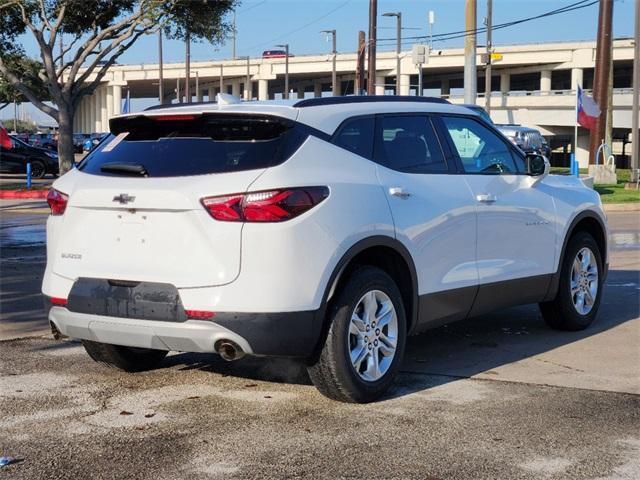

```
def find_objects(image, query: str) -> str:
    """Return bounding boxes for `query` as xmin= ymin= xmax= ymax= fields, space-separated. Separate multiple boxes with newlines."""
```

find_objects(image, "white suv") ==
xmin=43 ymin=96 xmax=608 ymax=403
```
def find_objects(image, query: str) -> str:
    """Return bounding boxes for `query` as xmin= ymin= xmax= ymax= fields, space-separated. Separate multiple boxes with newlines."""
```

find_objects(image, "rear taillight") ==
xmin=50 ymin=297 xmax=68 ymax=306
xmin=47 ymin=188 xmax=68 ymax=216
xmin=201 ymin=187 xmax=329 ymax=223
xmin=185 ymin=309 xmax=216 ymax=320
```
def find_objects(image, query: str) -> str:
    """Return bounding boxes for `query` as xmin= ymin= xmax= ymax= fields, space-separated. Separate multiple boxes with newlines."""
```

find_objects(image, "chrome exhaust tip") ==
xmin=215 ymin=340 xmax=245 ymax=361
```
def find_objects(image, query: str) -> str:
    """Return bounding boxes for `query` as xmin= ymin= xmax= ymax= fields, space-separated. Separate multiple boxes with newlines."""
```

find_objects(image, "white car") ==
xmin=43 ymin=95 xmax=608 ymax=403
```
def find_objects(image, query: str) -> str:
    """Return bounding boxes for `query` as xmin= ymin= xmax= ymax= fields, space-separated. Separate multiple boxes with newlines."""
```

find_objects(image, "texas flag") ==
xmin=577 ymin=86 xmax=601 ymax=130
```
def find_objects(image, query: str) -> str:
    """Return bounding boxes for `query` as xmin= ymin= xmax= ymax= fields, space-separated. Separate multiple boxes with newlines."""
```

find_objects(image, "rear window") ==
xmin=77 ymin=114 xmax=305 ymax=177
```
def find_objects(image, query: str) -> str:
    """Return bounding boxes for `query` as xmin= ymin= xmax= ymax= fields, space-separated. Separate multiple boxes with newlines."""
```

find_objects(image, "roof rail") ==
xmin=293 ymin=95 xmax=449 ymax=108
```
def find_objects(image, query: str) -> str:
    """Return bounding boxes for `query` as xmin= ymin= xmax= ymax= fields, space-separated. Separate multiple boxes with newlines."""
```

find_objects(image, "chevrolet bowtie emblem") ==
xmin=113 ymin=193 xmax=136 ymax=204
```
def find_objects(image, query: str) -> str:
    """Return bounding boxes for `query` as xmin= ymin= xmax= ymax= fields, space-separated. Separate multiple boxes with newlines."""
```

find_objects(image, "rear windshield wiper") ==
xmin=100 ymin=162 xmax=148 ymax=177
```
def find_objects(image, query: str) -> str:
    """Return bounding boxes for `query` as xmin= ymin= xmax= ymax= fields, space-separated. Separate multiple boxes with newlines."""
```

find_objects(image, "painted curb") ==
xmin=0 ymin=190 xmax=48 ymax=199
xmin=603 ymin=203 xmax=640 ymax=212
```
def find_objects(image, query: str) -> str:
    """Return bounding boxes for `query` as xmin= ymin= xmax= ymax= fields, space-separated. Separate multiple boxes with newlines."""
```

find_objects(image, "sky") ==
xmin=2 ymin=0 xmax=636 ymax=125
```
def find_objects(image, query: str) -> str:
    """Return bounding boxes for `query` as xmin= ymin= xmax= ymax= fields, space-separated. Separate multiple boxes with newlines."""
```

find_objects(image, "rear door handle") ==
xmin=476 ymin=193 xmax=497 ymax=204
xmin=389 ymin=187 xmax=411 ymax=199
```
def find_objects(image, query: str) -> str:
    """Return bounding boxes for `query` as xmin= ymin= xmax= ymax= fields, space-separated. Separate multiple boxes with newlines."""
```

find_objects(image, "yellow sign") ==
xmin=491 ymin=52 xmax=503 ymax=61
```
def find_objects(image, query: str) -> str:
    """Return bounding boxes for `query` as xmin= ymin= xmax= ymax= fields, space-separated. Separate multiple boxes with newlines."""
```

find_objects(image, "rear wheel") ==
xmin=307 ymin=266 xmax=406 ymax=403
xmin=29 ymin=160 xmax=46 ymax=179
xmin=539 ymin=231 xmax=603 ymax=331
xmin=81 ymin=340 xmax=168 ymax=372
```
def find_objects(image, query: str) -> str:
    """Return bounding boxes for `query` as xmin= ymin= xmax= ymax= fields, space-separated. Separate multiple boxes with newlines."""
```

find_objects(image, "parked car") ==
xmin=43 ymin=96 xmax=608 ymax=402
xmin=1 ymin=129 xmax=59 ymax=178
xmin=73 ymin=133 xmax=90 ymax=154
xmin=29 ymin=133 xmax=58 ymax=151
xmin=83 ymin=133 xmax=107 ymax=153
xmin=496 ymin=124 xmax=551 ymax=159
xmin=460 ymin=104 xmax=493 ymax=124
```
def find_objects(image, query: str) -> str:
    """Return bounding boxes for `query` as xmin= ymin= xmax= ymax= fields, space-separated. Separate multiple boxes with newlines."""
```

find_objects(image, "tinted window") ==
xmin=375 ymin=115 xmax=447 ymax=174
xmin=441 ymin=116 xmax=523 ymax=174
xmin=332 ymin=116 xmax=374 ymax=159
xmin=78 ymin=114 xmax=305 ymax=177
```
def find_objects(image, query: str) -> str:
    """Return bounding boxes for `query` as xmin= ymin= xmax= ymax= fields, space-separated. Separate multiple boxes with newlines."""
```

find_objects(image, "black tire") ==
xmin=539 ymin=231 xmax=604 ymax=331
xmin=307 ymin=266 xmax=407 ymax=403
xmin=29 ymin=160 xmax=46 ymax=179
xmin=81 ymin=340 xmax=168 ymax=372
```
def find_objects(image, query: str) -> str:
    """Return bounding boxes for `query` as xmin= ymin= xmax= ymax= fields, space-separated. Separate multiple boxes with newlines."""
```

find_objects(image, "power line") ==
xmin=377 ymin=0 xmax=598 ymax=47
xmin=241 ymin=0 xmax=352 ymax=54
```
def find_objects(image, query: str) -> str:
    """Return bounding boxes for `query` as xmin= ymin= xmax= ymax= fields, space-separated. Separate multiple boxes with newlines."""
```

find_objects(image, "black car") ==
xmin=73 ymin=133 xmax=90 ymax=153
xmin=2 ymin=135 xmax=60 ymax=178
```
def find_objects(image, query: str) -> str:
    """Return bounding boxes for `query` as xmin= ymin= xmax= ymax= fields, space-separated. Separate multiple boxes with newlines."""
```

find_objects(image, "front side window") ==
xmin=374 ymin=115 xmax=447 ymax=174
xmin=441 ymin=116 xmax=523 ymax=174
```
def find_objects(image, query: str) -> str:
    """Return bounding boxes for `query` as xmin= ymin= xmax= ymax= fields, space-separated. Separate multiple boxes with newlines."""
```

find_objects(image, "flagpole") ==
xmin=574 ymin=86 xmax=579 ymax=176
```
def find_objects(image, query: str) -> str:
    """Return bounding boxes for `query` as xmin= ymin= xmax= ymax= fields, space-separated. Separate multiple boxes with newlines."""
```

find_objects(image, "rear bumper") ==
xmin=47 ymin=305 xmax=323 ymax=358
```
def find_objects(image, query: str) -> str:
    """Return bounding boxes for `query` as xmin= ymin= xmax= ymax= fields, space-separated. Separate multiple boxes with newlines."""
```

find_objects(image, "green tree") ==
xmin=0 ymin=0 xmax=237 ymax=172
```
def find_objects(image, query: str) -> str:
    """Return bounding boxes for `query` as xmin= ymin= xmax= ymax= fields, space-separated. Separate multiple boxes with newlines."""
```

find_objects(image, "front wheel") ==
xmin=539 ymin=231 xmax=603 ymax=331
xmin=307 ymin=266 xmax=406 ymax=403
xmin=82 ymin=340 xmax=168 ymax=372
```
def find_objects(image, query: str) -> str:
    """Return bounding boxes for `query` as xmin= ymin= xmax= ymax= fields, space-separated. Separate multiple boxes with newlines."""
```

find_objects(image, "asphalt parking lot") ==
xmin=1 ymin=200 xmax=639 ymax=479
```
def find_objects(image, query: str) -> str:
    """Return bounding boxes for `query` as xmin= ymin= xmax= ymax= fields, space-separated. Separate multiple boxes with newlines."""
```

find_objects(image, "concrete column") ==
xmin=314 ymin=83 xmax=322 ymax=98
xmin=258 ymin=79 xmax=269 ymax=100
xmin=100 ymin=87 xmax=108 ymax=131
xmin=106 ymin=86 xmax=114 ymax=121
xmin=500 ymin=72 xmax=510 ymax=95
xmin=375 ymin=76 xmax=385 ymax=95
xmin=112 ymin=85 xmax=122 ymax=116
xmin=231 ymin=80 xmax=241 ymax=98
xmin=197 ymin=86 xmax=204 ymax=103
xmin=84 ymin=97 xmax=91 ymax=133
xmin=399 ymin=74 xmax=411 ymax=96
xmin=74 ymin=100 xmax=81 ymax=132
xmin=296 ymin=86 xmax=305 ymax=99
xmin=576 ymin=127 xmax=590 ymax=168
xmin=441 ymin=79 xmax=450 ymax=96
xmin=93 ymin=89 xmax=101 ymax=133
xmin=244 ymin=80 xmax=252 ymax=101
xmin=540 ymin=70 xmax=552 ymax=93
xmin=80 ymin=98 xmax=86 ymax=133
xmin=571 ymin=68 xmax=583 ymax=90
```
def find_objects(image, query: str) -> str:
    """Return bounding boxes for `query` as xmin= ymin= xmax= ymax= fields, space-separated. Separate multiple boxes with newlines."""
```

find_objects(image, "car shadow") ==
xmin=160 ymin=267 xmax=639 ymax=399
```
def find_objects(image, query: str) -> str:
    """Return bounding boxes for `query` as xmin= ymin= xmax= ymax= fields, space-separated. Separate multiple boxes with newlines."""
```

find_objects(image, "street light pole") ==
xmin=185 ymin=32 xmax=191 ymax=103
xmin=631 ymin=0 xmax=639 ymax=182
xmin=276 ymin=44 xmax=290 ymax=99
xmin=383 ymin=12 xmax=402 ymax=94
xmin=158 ymin=29 xmax=164 ymax=103
xmin=321 ymin=30 xmax=338 ymax=96
xmin=484 ymin=0 xmax=492 ymax=114
xmin=367 ymin=0 xmax=378 ymax=95
xmin=464 ymin=0 xmax=477 ymax=104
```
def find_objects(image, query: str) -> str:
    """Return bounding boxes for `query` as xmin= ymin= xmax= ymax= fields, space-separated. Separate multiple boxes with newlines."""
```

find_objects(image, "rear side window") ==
xmin=374 ymin=115 xmax=447 ymax=174
xmin=77 ymin=114 xmax=305 ymax=177
xmin=332 ymin=116 xmax=374 ymax=159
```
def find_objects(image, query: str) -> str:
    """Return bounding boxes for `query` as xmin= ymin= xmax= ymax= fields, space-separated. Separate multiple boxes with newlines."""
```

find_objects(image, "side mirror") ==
xmin=527 ymin=154 xmax=546 ymax=176
xmin=526 ymin=154 xmax=550 ymax=186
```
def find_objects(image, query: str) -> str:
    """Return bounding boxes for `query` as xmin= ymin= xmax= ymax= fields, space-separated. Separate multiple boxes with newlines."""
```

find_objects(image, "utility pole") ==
xmin=367 ymin=0 xmax=377 ymax=95
xmin=158 ymin=30 xmax=164 ymax=103
xmin=428 ymin=11 xmax=435 ymax=51
xmin=464 ymin=0 xmax=477 ymax=104
xmin=276 ymin=44 xmax=290 ymax=99
xmin=232 ymin=9 xmax=237 ymax=60
xmin=356 ymin=31 xmax=366 ymax=95
xmin=589 ymin=0 xmax=614 ymax=164
xmin=321 ymin=30 xmax=338 ymax=96
xmin=244 ymin=56 xmax=251 ymax=100
xmin=185 ymin=32 xmax=191 ymax=103
xmin=484 ymin=0 xmax=492 ymax=114
xmin=632 ymin=0 xmax=639 ymax=181
xmin=383 ymin=12 xmax=402 ymax=94
xmin=176 ymin=78 xmax=181 ymax=103
xmin=195 ymin=71 xmax=199 ymax=102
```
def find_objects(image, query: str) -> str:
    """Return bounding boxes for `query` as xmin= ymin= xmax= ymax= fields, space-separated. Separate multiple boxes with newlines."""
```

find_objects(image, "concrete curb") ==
xmin=0 ymin=190 xmax=48 ymax=199
xmin=603 ymin=203 xmax=640 ymax=212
